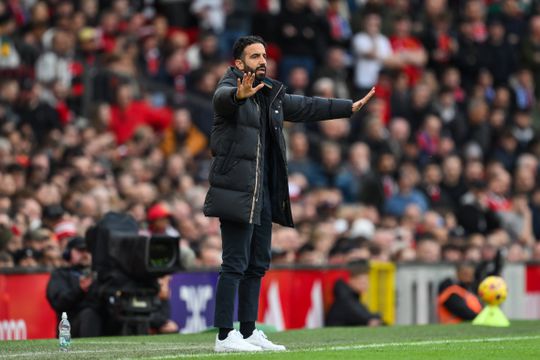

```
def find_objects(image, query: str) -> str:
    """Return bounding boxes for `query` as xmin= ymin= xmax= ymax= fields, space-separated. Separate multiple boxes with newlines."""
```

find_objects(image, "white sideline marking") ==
xmin=0 ymin=344 xmax=209 ymax=358
xmin=82 ymin=341 xmax=155 ymax=345
xmin=138 ymin=335 xmax=540 ymax=359
xmin=2 ymin=334 xmax=539 ymax=359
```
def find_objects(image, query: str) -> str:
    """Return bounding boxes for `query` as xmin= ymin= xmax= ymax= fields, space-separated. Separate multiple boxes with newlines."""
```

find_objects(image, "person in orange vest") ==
xmin=437 ymin=263 xmax=483 ymax=323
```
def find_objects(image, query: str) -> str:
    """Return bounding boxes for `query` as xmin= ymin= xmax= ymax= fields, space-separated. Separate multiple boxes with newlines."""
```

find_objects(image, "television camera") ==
xmin=86 ymin=212 xmax=181 ymax=335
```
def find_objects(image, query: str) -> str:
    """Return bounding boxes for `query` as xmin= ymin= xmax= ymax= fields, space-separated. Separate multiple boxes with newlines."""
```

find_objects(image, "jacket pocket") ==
xmin=219 ymin=142 xmax=238 ymax=174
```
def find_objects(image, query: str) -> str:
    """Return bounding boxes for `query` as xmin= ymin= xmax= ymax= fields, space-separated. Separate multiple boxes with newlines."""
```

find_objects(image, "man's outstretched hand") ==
xmin=352 ymin=87 xmax=376 ymax=112
xmin=236 ymin=72 xmax=265 ymax=100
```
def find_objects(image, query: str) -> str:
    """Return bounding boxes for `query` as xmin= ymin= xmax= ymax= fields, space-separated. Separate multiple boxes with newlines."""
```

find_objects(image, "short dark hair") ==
xmin=232 ymin=36 xmax=266 ymax=60
xmin=348 ymin=260 xmax=369 ymax=277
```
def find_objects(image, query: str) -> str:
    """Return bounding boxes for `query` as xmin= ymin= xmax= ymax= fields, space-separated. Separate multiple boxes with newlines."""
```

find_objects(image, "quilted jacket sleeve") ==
xmin=282 ymin=94 xmax=353 ymax=123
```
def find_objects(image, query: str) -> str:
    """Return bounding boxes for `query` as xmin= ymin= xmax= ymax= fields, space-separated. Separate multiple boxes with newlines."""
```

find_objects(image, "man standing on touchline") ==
xmin=203 ymin=35 xmax=375 ymax=352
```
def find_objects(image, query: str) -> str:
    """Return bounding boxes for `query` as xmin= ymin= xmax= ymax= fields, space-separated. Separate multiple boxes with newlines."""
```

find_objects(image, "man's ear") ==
xmin=234 ymin=59 xmax=244 ymax=72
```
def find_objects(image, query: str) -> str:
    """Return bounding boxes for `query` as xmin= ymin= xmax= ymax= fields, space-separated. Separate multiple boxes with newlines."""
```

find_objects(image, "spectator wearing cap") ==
xmin=77 ymin=27 xmax=100 ymax=66
xmin=46 ymin=236 xmax=103 ymax=337
xmin=24 ymin=227 xmax=54 ymax=252
xmin=54 ymin=220 xmax=78 ymax=244
xmin=349 ymin=218 xmax=375 ymax=241
xmin=147 ymin=201 xmax=196 ymax=266
xmin=146 ymin=202 xmax=179 ymax=237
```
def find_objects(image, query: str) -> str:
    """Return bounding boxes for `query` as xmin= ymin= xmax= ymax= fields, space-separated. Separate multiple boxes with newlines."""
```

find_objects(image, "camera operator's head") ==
xmin=64 ymin=236 xmax=91 ymax=268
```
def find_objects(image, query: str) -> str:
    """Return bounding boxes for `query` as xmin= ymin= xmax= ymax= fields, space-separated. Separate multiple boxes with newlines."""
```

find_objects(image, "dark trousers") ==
xmin=214 ymin=189 xmax=272 ymax=328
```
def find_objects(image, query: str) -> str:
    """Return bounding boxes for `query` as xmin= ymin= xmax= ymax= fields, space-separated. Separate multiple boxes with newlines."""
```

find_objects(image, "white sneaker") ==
xmin=214 ymin=330 xmax=262 ymax=352
xmin=245 ymin=329 xmax=286 ymax=351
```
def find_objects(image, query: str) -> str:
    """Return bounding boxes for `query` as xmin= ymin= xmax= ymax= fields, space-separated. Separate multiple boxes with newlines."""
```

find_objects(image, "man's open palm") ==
xmin=236 ymin=72 xmax=265 ymax=100
xmin=352 ymin=87 xmax=376 ymax=112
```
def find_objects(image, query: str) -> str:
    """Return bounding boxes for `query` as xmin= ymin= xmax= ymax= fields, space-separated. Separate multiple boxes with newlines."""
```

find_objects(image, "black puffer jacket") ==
xmin=203 ymin=67 xmax=352 ymax=227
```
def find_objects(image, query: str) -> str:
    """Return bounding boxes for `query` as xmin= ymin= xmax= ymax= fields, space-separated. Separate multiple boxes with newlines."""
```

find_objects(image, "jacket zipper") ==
xmin=249 ymin=101 xmax=262 ymax=223
xmin=270 ymin=84 xmax=284 ymax=107
xmin=248 ymin=84 xmax=284 ymax=224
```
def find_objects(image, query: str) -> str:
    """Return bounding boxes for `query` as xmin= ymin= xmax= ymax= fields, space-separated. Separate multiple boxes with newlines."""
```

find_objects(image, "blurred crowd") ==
xmin=1 ymin=0 xmax=540 ymax=273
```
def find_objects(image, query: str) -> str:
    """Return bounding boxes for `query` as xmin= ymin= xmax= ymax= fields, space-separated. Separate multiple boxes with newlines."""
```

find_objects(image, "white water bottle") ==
xmin=59 ymin=312 xmax=71 ymax=351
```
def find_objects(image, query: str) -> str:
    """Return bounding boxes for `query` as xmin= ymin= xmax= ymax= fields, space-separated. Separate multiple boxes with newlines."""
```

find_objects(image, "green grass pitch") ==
xmin=2 ymin=320 xmax=540 ymax=359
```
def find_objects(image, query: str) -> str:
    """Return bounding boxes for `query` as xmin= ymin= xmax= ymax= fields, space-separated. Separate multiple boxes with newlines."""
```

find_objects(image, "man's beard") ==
xmin=244 ymin=63 xmax=266 ymax=80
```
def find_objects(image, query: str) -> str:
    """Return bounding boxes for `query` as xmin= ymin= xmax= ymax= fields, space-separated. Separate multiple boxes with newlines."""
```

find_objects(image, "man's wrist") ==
xmin=234 ymin=90 xmax=244 ymax=102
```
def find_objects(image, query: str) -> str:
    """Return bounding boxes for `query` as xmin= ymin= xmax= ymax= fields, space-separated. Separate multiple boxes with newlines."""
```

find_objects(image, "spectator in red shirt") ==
xmin=109 ymin=83 xmax=172 ymax=144
xmin=389 ymin=15 xmax=427 ymax=86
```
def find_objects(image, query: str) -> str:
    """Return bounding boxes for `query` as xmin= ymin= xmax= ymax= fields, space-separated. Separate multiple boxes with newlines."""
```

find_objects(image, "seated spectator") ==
xmin=416 ymin=114 xmax=442 ymax=166
xmin=326 ymin=261 xmax=382 ymax=327
xmin=195 ymin=235 xmax=223 ymax=268
xmin=296 ymin=243 xmax=325 ymax=265
xmin=288 ymin=129 xmax=318 ymax=183
xmin=437 ymin=263 xmax=482 ymax=324
xmin=385 ymin=163 xmax=428 ymax=217
xmin=310 ymin=141 xmax=344 ymax=189
xmin=12 ymin=247 xmax=42 ymax=267
xmin=441 ymin=244 xmax=463 ymax=263
xmin=335 ymin=142 xmax=374 ymax=203
xmin=46 ymin=236 xmax=103 ymax=337
xmin=109 ymin=83 xmax=172 ymax=144
xmin=419 ymin=162 xmax=453 ymax=209
xmin=161 ymin=107 xmax=208 ymax=158
xmin=457 ymin=180 xmax=501 ymax=235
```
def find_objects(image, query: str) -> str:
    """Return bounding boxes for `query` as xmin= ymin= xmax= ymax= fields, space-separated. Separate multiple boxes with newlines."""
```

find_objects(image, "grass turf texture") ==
xmin=1 ymin=320 xmax=539 ymax=359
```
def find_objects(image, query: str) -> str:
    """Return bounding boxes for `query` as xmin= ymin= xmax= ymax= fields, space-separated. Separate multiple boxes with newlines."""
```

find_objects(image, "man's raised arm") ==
xmin=283 ymin=87 xmax=376 ymax=123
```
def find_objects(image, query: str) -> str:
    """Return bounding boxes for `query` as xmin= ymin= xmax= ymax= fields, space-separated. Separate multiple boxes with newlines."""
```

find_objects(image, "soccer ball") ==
xmin=477 ymin=276 xmax=508 ymax=306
